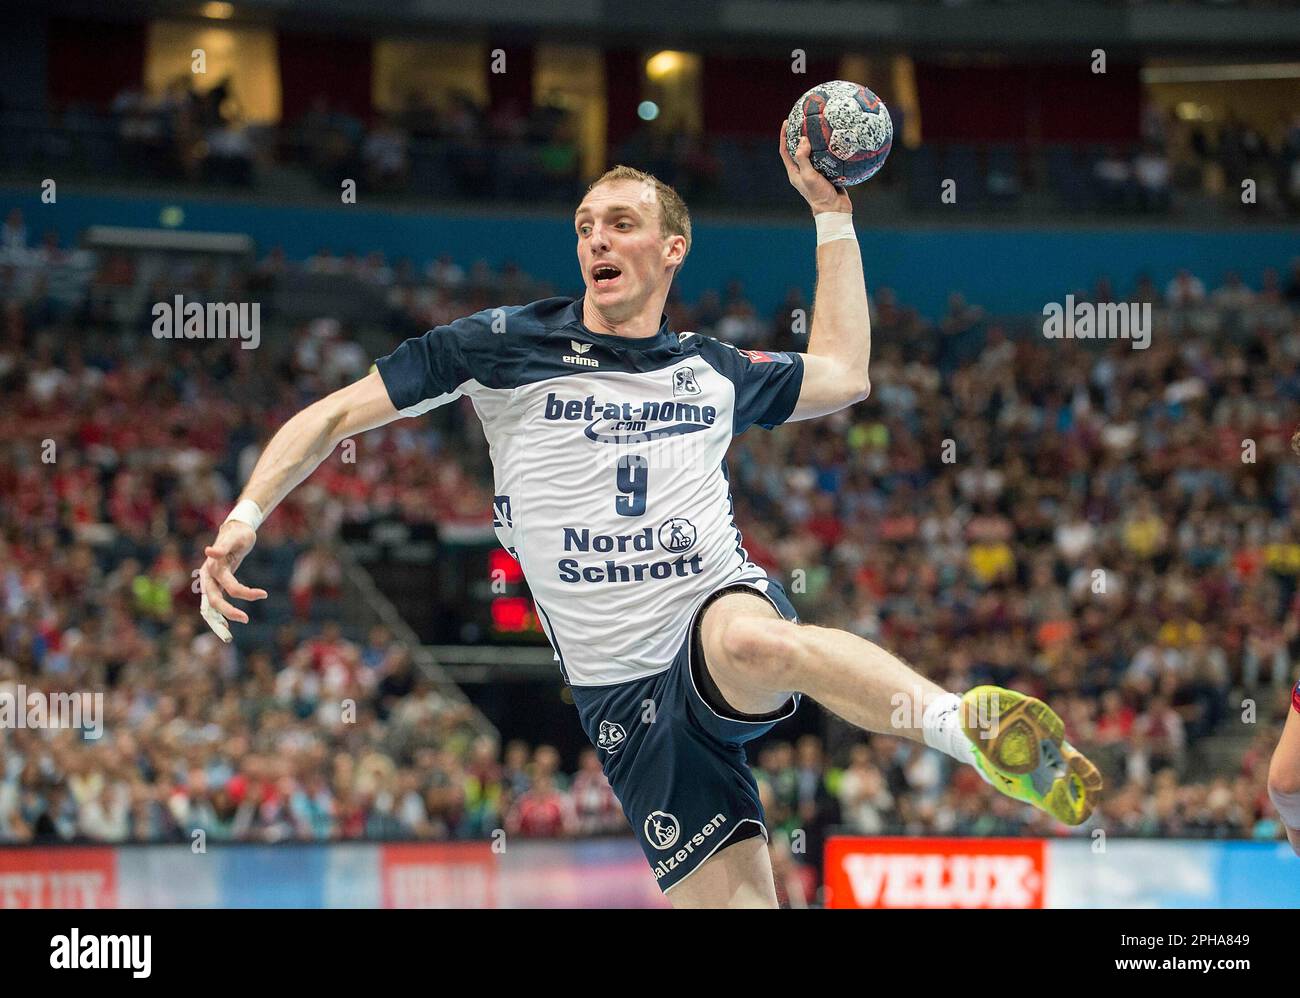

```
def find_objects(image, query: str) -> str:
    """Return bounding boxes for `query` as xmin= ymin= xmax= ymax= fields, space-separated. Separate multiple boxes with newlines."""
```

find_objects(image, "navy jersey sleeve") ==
xmin=375 ymin=309 xmax=501 ymax=414
xmin=700 ymin=340 xmax=805 ymax=434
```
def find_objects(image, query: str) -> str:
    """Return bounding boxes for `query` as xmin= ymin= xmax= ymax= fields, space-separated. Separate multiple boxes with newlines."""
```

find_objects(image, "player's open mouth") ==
xmin=592 ymin=264 xmax=622 ymax=287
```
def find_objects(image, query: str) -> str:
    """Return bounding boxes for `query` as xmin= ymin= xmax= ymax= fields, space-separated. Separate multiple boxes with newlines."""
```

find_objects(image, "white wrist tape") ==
xmin=1269 ymin=784 xmax=1300 ymax=830
xmin=200 ymin=594 xmax=232 ymax=644
xmin=224 ymin=499 xmax=264 ymax=531
xmin=815 ymin=211 xmax=855 ymax=246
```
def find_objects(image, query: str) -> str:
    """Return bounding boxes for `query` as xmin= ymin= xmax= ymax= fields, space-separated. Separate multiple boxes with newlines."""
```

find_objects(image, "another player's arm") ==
xmin=1268 ymin=695 xmax=1300 ymax=854
xmin=198 ymin=370 xmax=401 ymax=637
xmin=777 ymin=121 xmax=872 ymax=421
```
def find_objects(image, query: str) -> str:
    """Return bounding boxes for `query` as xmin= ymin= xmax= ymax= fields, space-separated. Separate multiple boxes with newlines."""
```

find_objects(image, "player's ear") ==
xmin=664 ymin=234 xmax=687 ymax=269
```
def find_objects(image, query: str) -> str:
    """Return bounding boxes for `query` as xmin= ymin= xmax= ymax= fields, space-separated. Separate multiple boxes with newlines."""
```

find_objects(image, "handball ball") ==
xmin=786 ymin=80 xmax=892 ymax=187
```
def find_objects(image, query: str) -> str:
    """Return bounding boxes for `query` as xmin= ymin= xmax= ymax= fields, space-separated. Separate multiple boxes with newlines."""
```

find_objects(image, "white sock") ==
xmin=921 ymin=692 xmax=992 ymax=784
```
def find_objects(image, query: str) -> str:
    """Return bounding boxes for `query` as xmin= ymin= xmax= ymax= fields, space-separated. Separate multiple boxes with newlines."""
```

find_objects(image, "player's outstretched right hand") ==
xmin=198 ymin=521 xmax=268 ymax=643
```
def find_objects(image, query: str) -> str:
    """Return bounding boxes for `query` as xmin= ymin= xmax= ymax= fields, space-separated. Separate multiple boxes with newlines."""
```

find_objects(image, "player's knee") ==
xmin=713 ymin=615 xmax=804 ymax=690
xmin=1268 ymin=750 xmax=1300 ymax=839
xmin=1268 ymin=762 xmax=1300 ymax=799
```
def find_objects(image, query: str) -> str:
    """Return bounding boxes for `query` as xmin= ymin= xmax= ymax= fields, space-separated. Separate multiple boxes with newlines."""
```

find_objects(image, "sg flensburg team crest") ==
xmin=644 ymin=810 xmax=680 ymax=850
xmin=597 ymin=719 xmax=626 ymax=753
xmin=672 ymin=366 xmax=700 ymax=397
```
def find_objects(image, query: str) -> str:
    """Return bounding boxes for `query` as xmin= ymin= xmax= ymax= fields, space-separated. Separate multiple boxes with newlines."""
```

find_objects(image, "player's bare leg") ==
xmin=699 ymin=590 xmax=1101 ymax=827
xmin=671 ymin=591 xmax=945 ymax=908
xmin=699 ymin=591 xmax=947 ymax=733
xmin=665 ymin=834 xmax=779 ymax=909
xmin=1267 ymin=691 xmax=1300 ymax=854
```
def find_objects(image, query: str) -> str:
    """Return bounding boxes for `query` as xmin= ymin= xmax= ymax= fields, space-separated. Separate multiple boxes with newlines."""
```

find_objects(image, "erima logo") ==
xmin=492 ymin=494 xmax=513 ymax=529
xmin=564 ymin=340 xmax=599 ymax=367
xmin=49 ymin=929 xmax=152 ymax=978
xmin=650 ymin=813 xmax=730 ymax=880
xmin=597 ymin=719 xmax=626 ymax=753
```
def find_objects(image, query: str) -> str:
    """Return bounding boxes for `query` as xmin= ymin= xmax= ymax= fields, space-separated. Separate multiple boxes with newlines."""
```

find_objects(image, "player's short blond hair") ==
xmin=586 ymin=165 xmax=691 ymax=267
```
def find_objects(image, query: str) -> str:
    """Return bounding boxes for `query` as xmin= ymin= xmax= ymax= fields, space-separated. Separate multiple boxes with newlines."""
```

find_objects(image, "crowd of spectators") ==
xmin=1186 ymin=111 xmax=1300 ymax=215
xmin=0 ymin=223 xmax=519 ymax=846
xmin=1020 ymin=103 xmax=1300 ymax=216
xmin=0 ymin=600 xmax=623 ymax=844
xmin=10 ymin=84 xmax=1300 ymax=217
xmin=108 ymin=75 xmax=258 ymax=187
xmin=2 ymin=227 xmax=1299 ymax=902
xmin=1090 ymin=142 xmax=1173 ymax=214
xmin=725 ymin=258 xmax=1300 ymax=863
xmin=288 ymin=91 xmax=582 ymax=202
xmin=15 ymin=81 xmax=585 ymax=200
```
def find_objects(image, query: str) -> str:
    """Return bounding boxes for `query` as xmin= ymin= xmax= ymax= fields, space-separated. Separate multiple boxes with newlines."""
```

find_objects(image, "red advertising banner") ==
xmin=824 ymin=837 xmax=1046 ymax=909
xmin=380 ymin=842 xmax=497 ymax=908
xmin=0 ymin=848 xmax=118 ymax=908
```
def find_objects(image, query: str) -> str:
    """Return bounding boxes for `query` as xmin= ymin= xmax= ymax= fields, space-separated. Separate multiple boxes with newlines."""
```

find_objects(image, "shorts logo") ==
xmin=597 ymin=719 xmax=626 ymax=753
xmin=658 ymin=517 xmax=696 ymax=553
xmin=645 ymin=810 xmax=681 ymax=850
xmin=672 ymin=366 xmax=701 ymax=396
xmin=650 ymin=813 xmax=730 ymax=880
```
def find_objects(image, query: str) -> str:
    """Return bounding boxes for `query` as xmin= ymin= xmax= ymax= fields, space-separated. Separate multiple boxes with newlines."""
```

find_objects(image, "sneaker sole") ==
xmin=962 ymin=686 xmax=1103 ymax=826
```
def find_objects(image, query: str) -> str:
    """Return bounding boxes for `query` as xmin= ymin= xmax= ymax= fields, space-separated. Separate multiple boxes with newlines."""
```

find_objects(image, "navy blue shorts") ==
xmin=569 ymin=577 xmax=801 ymax=893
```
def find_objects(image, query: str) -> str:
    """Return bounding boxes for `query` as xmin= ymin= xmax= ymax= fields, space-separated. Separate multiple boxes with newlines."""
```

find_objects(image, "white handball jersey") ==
xmin=376 ymin=296 xmax=805 ymax=686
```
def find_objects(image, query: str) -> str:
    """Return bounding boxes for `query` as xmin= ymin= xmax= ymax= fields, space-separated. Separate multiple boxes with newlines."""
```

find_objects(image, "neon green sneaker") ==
xmin=960 ymin=685 xmax=1103 ymax=826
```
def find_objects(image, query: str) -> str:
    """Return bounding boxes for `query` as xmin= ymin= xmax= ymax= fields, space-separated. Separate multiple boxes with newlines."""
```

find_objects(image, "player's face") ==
xmin=574 ymin=181 xmax=674 ymax=317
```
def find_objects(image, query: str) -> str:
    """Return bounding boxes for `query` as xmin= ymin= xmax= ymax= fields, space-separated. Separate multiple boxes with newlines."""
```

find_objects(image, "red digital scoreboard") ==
xmin=487 ymin=548 xmax=544 ymax=637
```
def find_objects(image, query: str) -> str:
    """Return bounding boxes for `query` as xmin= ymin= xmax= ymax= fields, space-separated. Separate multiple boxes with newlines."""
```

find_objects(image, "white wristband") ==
xmin=814 ymin=211 xmax=855 ymax=246
xmin=224 ymin=499 xmax=264 ymax=531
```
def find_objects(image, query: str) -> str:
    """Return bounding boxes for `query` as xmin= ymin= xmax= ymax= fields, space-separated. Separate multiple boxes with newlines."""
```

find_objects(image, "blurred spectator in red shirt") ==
xmin=505 ymin=774 xmax=578 ymax=838
xmin=571 ymin=748 xmax=624 ymax=835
